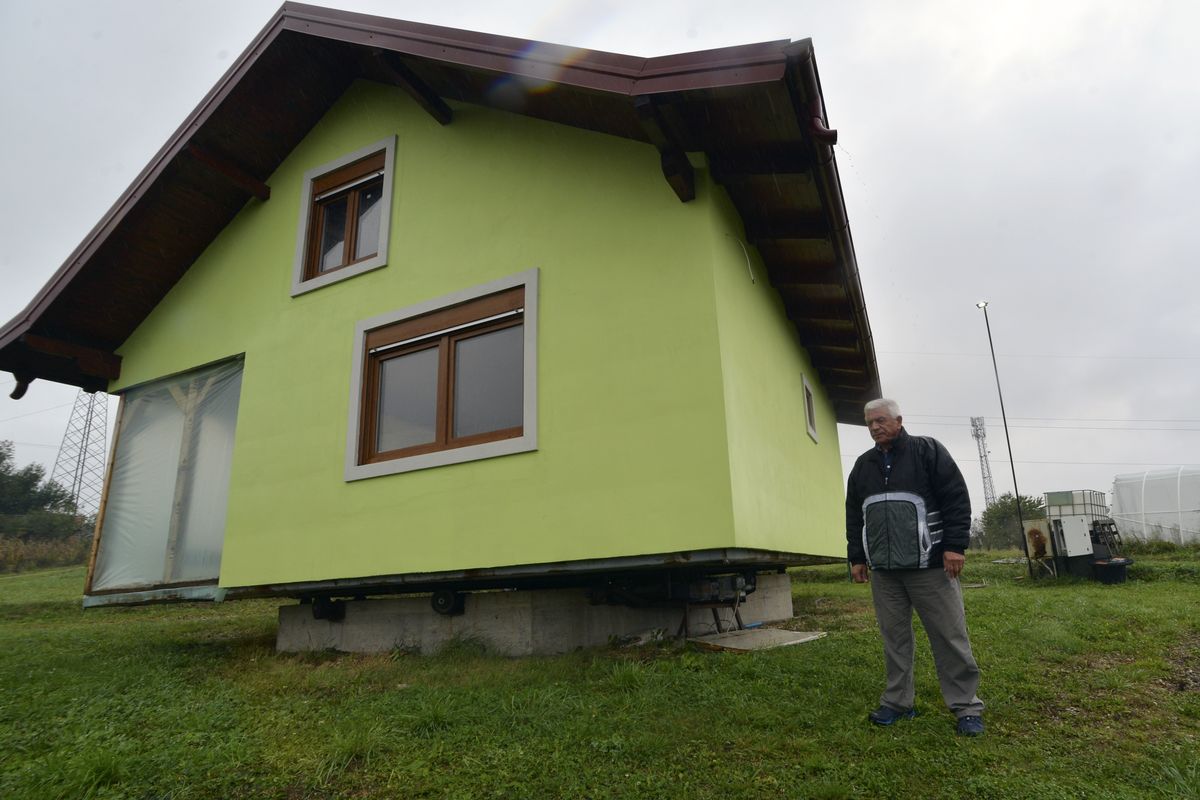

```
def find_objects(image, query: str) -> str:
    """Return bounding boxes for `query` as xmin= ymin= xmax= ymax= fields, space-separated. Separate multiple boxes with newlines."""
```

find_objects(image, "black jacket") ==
xmin=845 ymin=428 xmax=971 ymax=569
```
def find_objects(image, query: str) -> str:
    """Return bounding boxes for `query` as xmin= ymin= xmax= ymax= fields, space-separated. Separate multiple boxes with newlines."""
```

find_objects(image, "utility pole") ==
xmin=976 ymin=301 xmax=1032 ymax=578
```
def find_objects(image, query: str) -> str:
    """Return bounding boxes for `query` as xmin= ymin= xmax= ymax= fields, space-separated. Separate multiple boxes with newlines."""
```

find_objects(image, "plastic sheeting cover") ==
xmin=91 ymin=360 xmax=243 ymax=591
xmin=1110 ymin=467 xmax=1200 ymax=545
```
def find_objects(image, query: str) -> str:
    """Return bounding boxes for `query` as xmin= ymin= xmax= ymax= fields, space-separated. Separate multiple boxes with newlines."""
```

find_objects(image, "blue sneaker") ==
xmin=868 ymin=705 xmax=916 ymax=726
xmin=956 ymin=715 xmax=985 ymax=736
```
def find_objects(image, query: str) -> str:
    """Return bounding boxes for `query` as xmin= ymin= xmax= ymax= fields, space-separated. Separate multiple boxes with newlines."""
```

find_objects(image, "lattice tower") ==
xmin=50 ymin=390 xmax=109 ymax=518
xmin=970 ymin=416 xmax=997 ymax=507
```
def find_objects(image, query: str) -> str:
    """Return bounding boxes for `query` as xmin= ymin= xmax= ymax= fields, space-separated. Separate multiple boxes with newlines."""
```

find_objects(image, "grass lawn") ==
xmin=0 ymin=551 xmax=1197 ymax=799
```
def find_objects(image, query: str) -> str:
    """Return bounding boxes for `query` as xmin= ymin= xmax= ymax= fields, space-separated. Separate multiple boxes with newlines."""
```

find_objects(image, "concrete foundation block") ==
xmin=276 ymin=571 xmax=795 ymax=656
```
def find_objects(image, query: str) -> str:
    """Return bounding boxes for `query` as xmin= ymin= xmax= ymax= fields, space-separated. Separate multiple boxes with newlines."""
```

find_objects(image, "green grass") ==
xmin=0 ymin=555 xmax=1197 ymax=799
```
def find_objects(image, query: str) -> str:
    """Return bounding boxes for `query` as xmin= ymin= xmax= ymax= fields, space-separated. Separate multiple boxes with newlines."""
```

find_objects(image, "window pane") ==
xmin=377 ymin=347 xmax=439 ymax=452
xmin=318 ymin=196 xmax=348 ymax=271
xmin=353 ymin=179 xmax=383 ymax=261
xmin=453 ymin=325 xmax=523 ymax=439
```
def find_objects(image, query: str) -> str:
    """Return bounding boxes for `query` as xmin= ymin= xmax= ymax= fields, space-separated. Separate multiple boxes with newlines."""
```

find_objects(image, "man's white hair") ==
xmin=864 ymin=398 xmax=901 ymax=418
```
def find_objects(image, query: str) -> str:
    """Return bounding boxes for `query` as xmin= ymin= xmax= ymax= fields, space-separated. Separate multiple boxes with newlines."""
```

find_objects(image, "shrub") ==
xmin=1123 ymin=538 xmax=1200 ymax=557
xmin=0 ymin=510 xmax=89 ymax=541
xmin=0 ymin=536 xmax=92 ymax=573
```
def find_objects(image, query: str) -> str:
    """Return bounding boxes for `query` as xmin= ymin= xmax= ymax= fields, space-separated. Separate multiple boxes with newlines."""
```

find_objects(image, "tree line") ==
xmin=0 ymin=441 xmax=93 ymax=571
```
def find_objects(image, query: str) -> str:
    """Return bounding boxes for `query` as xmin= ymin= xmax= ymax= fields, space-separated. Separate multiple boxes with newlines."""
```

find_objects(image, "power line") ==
xmin=905 ymin=414 xmax=1200 ymax=423
xmin=987 ymin=460 xmax=1200 ymax=467
xmin=879 ymin=350 xmax=1200 ymax=361
xmin=839 ymin=454 xmax=1200 ymax=466
xmin=0 ymin=402 xmax=74 ymax=424
xmin=909 ymin=421 xmax=1200 ymax=432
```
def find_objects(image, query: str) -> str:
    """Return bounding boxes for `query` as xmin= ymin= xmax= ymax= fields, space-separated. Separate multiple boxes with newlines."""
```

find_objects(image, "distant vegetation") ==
xmin=0 ymin=441 xmax=92 ymax=572
xmin=972 ymin=492 xmax=1046 ymax=550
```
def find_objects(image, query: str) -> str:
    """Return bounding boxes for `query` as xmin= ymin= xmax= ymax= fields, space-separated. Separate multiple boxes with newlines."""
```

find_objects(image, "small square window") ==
xmin=345 ymin=270 xmax=539 ymax=480
xmin=803 ymin=375 xmax=819 ymax=443
xmin=291 ymin=137 xmax=396 ymax=296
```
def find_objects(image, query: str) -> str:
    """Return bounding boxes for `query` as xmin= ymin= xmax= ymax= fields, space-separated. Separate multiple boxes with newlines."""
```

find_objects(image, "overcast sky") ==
xmin=2 ymin=0 xmax=1199 ymax=518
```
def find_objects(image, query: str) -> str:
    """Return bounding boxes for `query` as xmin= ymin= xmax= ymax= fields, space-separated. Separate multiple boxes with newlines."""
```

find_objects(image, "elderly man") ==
xmin=846 ymin=398 xmax=985 ymax=736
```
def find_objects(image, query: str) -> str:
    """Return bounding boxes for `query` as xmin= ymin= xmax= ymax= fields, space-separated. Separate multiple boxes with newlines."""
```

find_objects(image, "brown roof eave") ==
xmin=0 ymin=6 xmax=295 ymax=359
xmin=281 ymin=2 xmax=789 ymax=96
xmin=784 ymin=40 xmax=881 ymax=424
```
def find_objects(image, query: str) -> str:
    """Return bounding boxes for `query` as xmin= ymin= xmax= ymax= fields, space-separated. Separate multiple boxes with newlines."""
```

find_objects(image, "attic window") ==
xmin=345 ymin=269 xmax=539 ymax=481
xmin=290 ymin=136 xmax=396 ymax=297
xmin=803 ymin=375 xmax=819 ymax=443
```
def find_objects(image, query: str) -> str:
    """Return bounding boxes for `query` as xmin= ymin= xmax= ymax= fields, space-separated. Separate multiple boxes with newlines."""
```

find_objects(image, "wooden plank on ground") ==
xmin=688 ymin=628 xmax=826 ymax=652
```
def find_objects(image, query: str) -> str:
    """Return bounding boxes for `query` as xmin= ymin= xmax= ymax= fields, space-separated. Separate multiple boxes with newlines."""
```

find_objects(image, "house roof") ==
xmin=0 ymin=2 xmax=879 ymax=423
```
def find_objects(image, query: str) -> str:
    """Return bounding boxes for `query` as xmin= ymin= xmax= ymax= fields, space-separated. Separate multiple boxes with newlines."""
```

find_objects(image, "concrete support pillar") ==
xmin=276 ymin=572 xmax=795 ymax=656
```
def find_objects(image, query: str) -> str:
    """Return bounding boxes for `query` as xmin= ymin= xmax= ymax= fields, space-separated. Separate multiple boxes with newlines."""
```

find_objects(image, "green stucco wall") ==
xmin=704 ymin=182 xmax=846 ymax=559
xmin=112 ymin=80 xmax=844 ymax=588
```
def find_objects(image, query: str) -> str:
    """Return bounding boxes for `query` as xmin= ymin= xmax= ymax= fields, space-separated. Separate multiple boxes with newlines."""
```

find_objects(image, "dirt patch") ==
xmin=787 ymin=595 xmax=874 ymax=632
xmin=1160 ymin=634 xmax=1200 ymax=692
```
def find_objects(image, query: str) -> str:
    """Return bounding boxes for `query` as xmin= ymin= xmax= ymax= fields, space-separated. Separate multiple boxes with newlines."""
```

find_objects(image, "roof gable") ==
xmin=0 ymin=2 xmax=879 ymax=423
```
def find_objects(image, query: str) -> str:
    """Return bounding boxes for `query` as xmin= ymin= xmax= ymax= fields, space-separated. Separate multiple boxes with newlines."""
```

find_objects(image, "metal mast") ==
xmin=970 ymin=416 xmax=997 ymax=507
xmin=50 ymin=389 xmax=109 ymax=518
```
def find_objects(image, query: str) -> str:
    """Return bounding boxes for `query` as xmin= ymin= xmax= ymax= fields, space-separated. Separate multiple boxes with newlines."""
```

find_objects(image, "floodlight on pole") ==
xmin=976 ymin=301 xmax=1033 ymax=578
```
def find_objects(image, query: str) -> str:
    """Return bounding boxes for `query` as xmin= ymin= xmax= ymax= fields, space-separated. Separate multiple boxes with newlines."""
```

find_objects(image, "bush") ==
xmin=0 ymin=510 xmax=90 ymax=541
xmin=0 ymin=536 xmax=92 ymax=573
xmin=1123 ymin=538 xmax=1200 ymax=557
xmin=1128 ymin=561 xmax=1200 ymax=583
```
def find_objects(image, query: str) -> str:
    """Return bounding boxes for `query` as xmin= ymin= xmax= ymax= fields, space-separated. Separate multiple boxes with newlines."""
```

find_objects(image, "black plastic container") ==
xmin=1092 ymin=558 xmax=1133 ymax=585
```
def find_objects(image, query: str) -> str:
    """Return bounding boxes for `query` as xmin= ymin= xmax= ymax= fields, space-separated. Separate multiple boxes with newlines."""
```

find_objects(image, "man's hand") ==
xmin=943 ymin=551 xmax=965 ymax=579
xmin=851 ymin=563 xmax=870 ymax=583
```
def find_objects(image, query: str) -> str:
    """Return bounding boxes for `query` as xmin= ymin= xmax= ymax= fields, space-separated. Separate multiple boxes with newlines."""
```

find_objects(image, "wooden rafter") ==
xmin=374 ymin=51 xmax=453 ymax=126
xmin=20 ymin=334 xmax=121 ymax=381
xmin=745 ymin=215 xmax=829 ymax=241
xmin=184 ymin=144 xmax=270 ymax=201
xmin=794 ymin=327 xmax=861 ymax=349
xmin=802 ymin=349 xmax=866 ymax=370
xmin=9 ymin=373 xmax=33 ymax=400
xmin=709 ymin=148 xmax=811 ymax=181
xmin=633 ymin=95 xmax=694 ymax=202
xmin=771 ymin=264 xmax=844 ymax=287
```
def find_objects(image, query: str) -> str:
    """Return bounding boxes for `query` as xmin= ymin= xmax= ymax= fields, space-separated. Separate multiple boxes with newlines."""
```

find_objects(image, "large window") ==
xmin=89 ymin=358 xmax=244 ymax=595
xmin=345 ymin=270 xmax=539 ymax=480
xmin=291 ymin=137 xmax=396 ymax=296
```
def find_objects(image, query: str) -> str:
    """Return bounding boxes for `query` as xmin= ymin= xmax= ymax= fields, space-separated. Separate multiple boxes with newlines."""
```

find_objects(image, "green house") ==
xmin=0 ymin=4 xmax=879 ymax=608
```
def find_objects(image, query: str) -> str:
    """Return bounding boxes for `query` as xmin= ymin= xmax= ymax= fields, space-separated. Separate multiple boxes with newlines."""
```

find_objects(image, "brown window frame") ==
xmin=304 ymin=151 xmax=386 ymax=280
xmin=359 ymin=286 xmax=526 ymax=465
xmin=291 ymin=137 xmax=396 ymax=298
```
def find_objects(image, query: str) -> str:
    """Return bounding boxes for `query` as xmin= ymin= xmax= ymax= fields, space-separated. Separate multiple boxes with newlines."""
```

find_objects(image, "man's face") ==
xmin=865 ymin=410 xmax=903 ymax=448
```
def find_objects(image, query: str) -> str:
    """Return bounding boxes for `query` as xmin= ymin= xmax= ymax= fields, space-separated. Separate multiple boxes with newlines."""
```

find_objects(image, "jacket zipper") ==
xmin=880 ymin=451 xmax=891 ymax=567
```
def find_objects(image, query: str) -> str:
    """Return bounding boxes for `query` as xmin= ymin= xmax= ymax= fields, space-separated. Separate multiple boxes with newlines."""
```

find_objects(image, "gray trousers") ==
xmin=870 ymin=567 xmax=984 ymax=718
